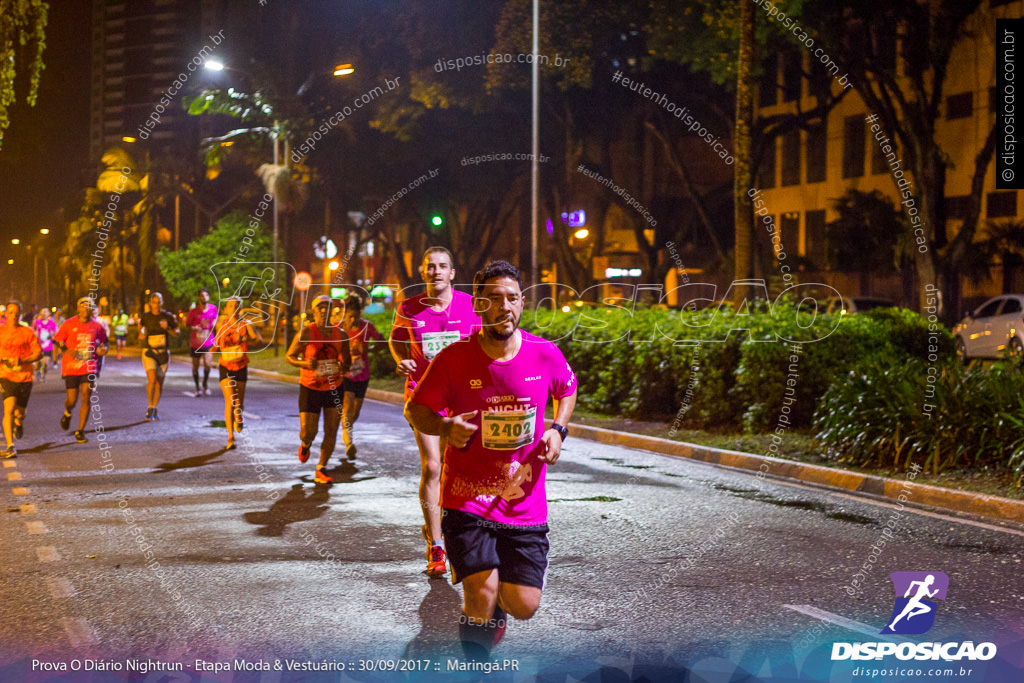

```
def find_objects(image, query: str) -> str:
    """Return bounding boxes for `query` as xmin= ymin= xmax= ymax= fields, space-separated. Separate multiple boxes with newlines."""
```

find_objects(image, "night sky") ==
xmin=0 ymin=1 xmax=92 ymax=246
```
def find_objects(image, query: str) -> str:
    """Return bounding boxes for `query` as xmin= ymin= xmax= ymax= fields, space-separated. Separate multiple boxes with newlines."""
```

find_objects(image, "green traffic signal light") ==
xmin=431 ymin=215 xmax=443 ymax=227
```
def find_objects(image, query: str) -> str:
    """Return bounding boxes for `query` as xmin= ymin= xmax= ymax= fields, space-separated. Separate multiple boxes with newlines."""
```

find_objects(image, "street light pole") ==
xmin=531 ymin=0 xmax=540 ymax=295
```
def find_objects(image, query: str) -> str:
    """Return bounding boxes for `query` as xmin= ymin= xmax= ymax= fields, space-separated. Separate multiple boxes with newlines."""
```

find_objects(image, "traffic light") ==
xmin=430 ymin=214 xmax=443 ymax=228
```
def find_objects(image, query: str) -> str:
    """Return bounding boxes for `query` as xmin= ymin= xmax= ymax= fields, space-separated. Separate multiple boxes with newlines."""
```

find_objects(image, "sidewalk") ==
xmin=232 ymin=365 xmax=1024 ymax=527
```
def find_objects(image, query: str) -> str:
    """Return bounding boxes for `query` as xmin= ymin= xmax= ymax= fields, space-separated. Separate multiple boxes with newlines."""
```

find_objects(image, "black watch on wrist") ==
xmin=551 ymin=423 xmax=568 ymax=442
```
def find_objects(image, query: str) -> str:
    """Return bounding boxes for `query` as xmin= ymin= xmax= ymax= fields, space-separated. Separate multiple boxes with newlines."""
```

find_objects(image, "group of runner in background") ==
xmin=0 ymin=250 xmax=578 ymax=660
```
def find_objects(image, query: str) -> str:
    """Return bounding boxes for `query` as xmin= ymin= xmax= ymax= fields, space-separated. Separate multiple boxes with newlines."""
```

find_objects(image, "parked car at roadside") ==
xmin=824 ymin=296 xmax=898 ymax=315
xmin=952 ymin=294 xmax=1024 ymax=363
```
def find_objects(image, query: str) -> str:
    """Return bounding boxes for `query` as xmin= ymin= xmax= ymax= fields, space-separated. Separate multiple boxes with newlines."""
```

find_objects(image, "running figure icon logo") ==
xmin=881 ymin=571 xmax=949 ymax=635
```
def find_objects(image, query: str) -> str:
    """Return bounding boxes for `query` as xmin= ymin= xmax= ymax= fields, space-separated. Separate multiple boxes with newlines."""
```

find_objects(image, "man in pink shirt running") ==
xmin=390 ymin=247 xmax=480 ymax=577
xmin=406 ymin=260 xmax=577 ymax=658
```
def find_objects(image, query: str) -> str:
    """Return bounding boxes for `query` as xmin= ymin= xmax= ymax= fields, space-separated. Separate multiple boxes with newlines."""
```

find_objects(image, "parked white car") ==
xmin=952 ymin=294 xmax=1024 ymax=363
xmin=824 ymin=296 xmax=897 ymax=315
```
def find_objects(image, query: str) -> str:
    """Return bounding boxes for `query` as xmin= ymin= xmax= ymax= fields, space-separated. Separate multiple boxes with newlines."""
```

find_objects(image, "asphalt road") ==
xmin=1 ymin=357 xmax=1022 ymax=682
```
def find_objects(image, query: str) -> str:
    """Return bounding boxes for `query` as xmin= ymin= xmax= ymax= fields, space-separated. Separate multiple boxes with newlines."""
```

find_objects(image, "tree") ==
xmin=156 ymin=211 xmax=276 ymax=301
xmin=0 ymin=0 xmax=47 ymax=148
xmin=800 ymin=0 xmax=995 ymax=321
xmin=826 ymin=189 xmax=904 ymax=295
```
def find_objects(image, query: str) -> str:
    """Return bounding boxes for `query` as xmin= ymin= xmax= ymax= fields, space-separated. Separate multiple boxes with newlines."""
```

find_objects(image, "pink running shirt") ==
xmin=345 ymin=320 xmax=383 ymax=383
xmin=391 ymin=289 xmax=479 ymax=399
xmin=186 ymin=303 xmax=218 ymax=349
xmin=410 ymin=330 xmax=576 ymax=526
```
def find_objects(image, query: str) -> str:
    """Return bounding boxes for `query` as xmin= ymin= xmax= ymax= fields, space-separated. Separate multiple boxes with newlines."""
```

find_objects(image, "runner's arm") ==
xmin=285 ymin=327 xmax=314 ymax=369
xmin=405 ymin=402 xmax=478 ymax=448
xmin=538 ymin=389 xmax=577 ymax=465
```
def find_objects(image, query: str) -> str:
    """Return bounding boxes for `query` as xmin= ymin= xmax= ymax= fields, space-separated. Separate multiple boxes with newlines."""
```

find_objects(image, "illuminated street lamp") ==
xmin=574 ymin=228 xmax=589 ymax=240
xmin=328 ymin=261 xmax=339 ymax=271
xmin=40 ymin=228 xmax=49 ymax=235
xmin=333 ymin=64 xmax=355 ymax=76
xmin=10 ymin=238 xmax=19 ymax=245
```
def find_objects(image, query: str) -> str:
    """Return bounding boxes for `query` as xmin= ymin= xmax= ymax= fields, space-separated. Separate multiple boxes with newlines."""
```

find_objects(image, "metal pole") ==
xmin=531 ymin=0 xmax=539 ymax=294
xmin=272 ymin=131 xmax=280 ymax=356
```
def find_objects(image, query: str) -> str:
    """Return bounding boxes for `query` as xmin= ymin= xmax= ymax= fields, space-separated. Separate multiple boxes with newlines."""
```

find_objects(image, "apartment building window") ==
xmin=946 ymin=92 xmax=973 ymax=120
xmin=760 ymin=53 xmax=778 ymax=107
xmin=805 ymin=209 xmax=827 ymax=265
xmin=782 ymin=53 xmax=802 ymax=102
xmin=842 ymin=115 xmax=865 ymax=178
xmin=758 ymin=138 xmax=777 ymax=189
xmin=781 ymin=130 xmax=801 ymax=186
xmin=781 ymin=213 xmax=800 ymax=255
xmin=806 ymin=125 xmax=826 ymax=183
xmin=987 ymin=191 xmax=1017 ymax=218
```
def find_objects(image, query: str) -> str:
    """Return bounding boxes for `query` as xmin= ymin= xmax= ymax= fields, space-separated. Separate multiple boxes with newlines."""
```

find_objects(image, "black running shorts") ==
xmin=342 ymin=378 xmax=370 ymax=399
xmin=63 ymin=374 xmax=95 ymax=390
xmin=218 ymin=365 xmax=248 ymax=383
xmin=441 ymin=508 xmax=549 ymax=589
xmin=0 ymin=378 xmax=32 ymax=409
xmin=299 ymin=384 xmax=343 ymax=414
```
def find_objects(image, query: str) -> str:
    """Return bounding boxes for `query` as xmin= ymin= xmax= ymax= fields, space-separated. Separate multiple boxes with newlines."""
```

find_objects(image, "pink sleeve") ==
xmin=548 ymin=345 xmax=576 ymax=400
xmin=410 ymin=351 xmax=450 ymax=413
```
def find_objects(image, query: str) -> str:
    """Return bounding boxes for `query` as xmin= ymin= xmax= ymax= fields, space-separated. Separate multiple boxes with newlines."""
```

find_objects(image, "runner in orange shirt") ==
xmin=212 ymin=297 xmax=263 ymax=450
xmin=0 ymin=301 xmax=43 ymax=457
xmin=287 ymin=295 xmax=351 ymax=484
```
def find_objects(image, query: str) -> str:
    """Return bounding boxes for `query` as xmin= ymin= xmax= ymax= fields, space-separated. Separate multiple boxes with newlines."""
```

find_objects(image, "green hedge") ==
xmin=814 ymin=358 xmax=1024 ymax=478
xmin=521 ymin=302 xmax=952 ymax=433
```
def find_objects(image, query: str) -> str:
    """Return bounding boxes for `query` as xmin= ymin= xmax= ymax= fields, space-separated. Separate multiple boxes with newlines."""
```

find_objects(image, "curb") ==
xmin=189 ymin=361 xmax=1024 ymax=526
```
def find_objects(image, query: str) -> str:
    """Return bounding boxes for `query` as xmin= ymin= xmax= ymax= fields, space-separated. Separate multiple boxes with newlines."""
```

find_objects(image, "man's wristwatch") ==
xmin=551 ymin=423 xmax=568 ymax=442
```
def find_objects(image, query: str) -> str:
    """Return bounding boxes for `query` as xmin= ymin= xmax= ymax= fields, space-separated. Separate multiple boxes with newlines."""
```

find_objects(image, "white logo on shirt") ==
xmin=524 ymin=375 xmax=541 ymax=382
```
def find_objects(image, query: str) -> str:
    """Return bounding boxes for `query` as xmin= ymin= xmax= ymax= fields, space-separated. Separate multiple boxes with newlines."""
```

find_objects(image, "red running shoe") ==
xmin=426 ymin=544 xmax=447 ymax=576
xmin=298 ymin=442 xmax=311 ymax=463
xmin=314 ymin=468 xmax=333 ymax=484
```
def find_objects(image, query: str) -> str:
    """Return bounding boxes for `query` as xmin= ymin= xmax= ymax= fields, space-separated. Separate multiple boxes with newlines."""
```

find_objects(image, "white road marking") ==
xmin=46 ymin=576 xmax=76 ymax=598
xmin=7 ymin=471 xmax=22 ymax=481
xmin=25 ymin=521 xmax=47 ymax=535
xmin=784 ymin=604 xmax=907 ymax=642
xmin=60 ymin=617 xmax=98 ymax=647
xmin=12 ymin=487 xmax=28 ymax=495
xmin=3 ymin=460 xmax=16 ymax=468
xmin=36 ymin=546 xmax=60 ymax=562
xmin=19 ymin=503 xmax=36 ymax=514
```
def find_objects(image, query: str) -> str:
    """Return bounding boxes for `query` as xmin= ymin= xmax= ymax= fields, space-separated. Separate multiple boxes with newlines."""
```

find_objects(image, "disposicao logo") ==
xmin=831 ymin=571 xmax=997 ymax=662
xmin=882 ymin=571 xmax=948 ymax=635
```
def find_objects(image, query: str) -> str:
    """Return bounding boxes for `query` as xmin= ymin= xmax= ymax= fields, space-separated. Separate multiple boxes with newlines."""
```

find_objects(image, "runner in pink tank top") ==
xmin=389 ymin=247 xmax=480 ymax=577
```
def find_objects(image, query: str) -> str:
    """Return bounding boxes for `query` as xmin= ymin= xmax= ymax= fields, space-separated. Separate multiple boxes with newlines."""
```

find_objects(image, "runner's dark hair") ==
xmin=473 ymin=260 xmax=523 ymax=297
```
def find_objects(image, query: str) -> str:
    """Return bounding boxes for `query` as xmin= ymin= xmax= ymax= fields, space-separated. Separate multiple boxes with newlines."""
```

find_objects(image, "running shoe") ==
xmin=145 ymin=408 xmax=153 ymax=421
xmin=152 ymin=408 xmax=160 ymax=421
xmin=204 ymin=387 xmax=212 ymax=396
xmin=346 ymin=443 xmax=357 ymax=460
xmin=74 ymin=430 xmax=87 ymax=444
xmin=4 ymin=445 xmax=16 ymax=459
xmin=193 ymin=389 xmax=202 ymax=398
xmin=314 ymin=468 xmax=333 ymax=484
xmin=426 ymin=543 xmax=447 ymax=577
xmin=60 ymin=411 xmax=71 ymax=431
xmin=298 ymin=442 xmax=311 ymax=463
xmin=14 ymin=420 xmax=23 ymax=440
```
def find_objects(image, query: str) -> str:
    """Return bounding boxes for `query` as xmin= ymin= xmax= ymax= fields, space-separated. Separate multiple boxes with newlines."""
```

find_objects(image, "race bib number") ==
xmin=349 ymin=356 xmax=365 ymax=376
xmin=421 ymin=331 xmax=461 ymax=361
xmin=482 ymin=406 xmax=537 ymax=450
xmin=148 ymin=334 xmax=167 ymax=349
xmin=316 ymin=359 xmax=340 ymax=377
xmin=40 ymin=329 xmax=52 ymax=342
xmin=221 ymin=345 xmax=244 ymax=364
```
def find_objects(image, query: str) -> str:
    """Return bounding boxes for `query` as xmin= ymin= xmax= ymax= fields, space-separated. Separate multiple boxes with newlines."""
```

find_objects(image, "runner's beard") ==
xmin=484 ymin=315 xmax=519 ymax=341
